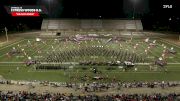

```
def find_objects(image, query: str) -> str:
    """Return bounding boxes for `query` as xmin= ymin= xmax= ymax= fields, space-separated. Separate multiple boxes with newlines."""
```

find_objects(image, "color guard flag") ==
xmin=28 ymin=40 xmax=30 ymax=43
xmin=162 ymin=53 xmax=165 ymax=57
xmin=36 ymin=38 xmax=41 ymax=42
xmin=28 ymin=57 xmax=32 ymax=60
xmin=153 ymin=40 xmax=156 ymax=43
xmin=145 ymin=49 xmax=148 ymax=54
xmin=159 ymin=57 xmax=163 ymax=61
xmin=145 ymin=38 xmax=149 ymax=42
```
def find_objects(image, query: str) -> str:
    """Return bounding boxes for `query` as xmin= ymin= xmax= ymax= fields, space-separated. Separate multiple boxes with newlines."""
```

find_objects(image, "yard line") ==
xmin=0 ymin=39 xmax=25 ymax=51
xmin=0 ymin=62 xmax=180 ymax=65
xmin=41 ymin=62 xmax=79 ymax=65
xmin=159 ymin=38 xmax=180 ymax=48
xmin=136 ymin=63 xmax=180 ymax=65
xmin=22 ymin=39 xmax=54 ymax=61
xmin=0 ymin=62 xmax=24 ymax=64
xmin=38 ymin=62 xmax=180 ymax=65
xmin=168 ymin=63 xmax=180 ymax=64
xmin=0 ymin=54 xmax=6 ymax=58
xmin=158 ymin=39 xmax=180 ymax=63
xmin=136 ymin=63 xmax=150 ymax=65
xmin=140 ymin=40 xmax=179 ymax=63
xmin=27 ymin=70 xmax=163 ymax=73
xmin=139 ymin=41 xmax=160 ymax=62
xmin=22 ymin=39 xmax=55 ymax=64
xmin=0 ymin=39 xmax=26 ymax=58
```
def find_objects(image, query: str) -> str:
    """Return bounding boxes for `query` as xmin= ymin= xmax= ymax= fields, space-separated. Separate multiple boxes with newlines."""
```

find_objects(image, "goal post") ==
xmin=5 ymin=27 xmax=8 ymax=42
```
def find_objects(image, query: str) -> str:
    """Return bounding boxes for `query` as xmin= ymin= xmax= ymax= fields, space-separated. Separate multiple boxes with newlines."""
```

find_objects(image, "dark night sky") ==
xmin=0 ymin=0 xmax=179 ymax=18
xmin=0 ymin=0 xmax=180 ymax=31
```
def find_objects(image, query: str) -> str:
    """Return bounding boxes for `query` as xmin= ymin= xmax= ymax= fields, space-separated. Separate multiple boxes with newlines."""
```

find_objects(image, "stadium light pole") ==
xmin=132 ymin=0 xmax=138 ymax=20
xmin=46 ymin=0 xmax=51 ymax=17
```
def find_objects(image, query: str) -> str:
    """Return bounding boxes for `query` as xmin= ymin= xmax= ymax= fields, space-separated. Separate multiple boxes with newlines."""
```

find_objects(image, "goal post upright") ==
xmin=5 ymin=27 xmax=8 ymax=42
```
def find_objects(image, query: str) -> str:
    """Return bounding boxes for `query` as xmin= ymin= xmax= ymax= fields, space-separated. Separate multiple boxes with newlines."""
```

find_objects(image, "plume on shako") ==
xmin=153 ymin=40 xmax=156 ymax=43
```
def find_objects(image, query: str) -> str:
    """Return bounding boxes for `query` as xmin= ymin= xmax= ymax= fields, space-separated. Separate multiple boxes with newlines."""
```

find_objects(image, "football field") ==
xmin=0 ymin=37 xmax=180 ymax=82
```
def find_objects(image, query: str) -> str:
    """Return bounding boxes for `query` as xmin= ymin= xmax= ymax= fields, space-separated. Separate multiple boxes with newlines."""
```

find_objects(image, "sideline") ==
xmin=0 ymin=62 xmax=180 ymax=65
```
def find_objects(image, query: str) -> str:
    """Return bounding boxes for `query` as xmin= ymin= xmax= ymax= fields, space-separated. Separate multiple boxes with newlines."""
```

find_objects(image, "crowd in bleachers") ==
xmin=64 ymin=81 xmax=180 ymax=92
xmin=0 ymin=91 xmax=179 ymax=101
xmin=0 ymin=80 xmax=180 ymax=100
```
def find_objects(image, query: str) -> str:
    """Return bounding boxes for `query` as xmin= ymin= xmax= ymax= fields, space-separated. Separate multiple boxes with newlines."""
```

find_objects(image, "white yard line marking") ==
xmin=159 ymin=38 xmax=180 ymax=48
xmin=0 ymin=39 xmax=26 ymax=58
xmin=0 ymin=39 xmax=25 ymax=51
xmin=139 ymin=41 xmax=160 ymax=61
xmin=136 ymin=63 xmax=180 ymax=65
xmin=27 ymin=70 xmax=163 ymax=73
xmin=0 ymin=62 xmax=24 ymax=63
xmin=0 ymin=61 xmax=166 ymax=65
xmin=159 ymin=39 xmax=180 ymax=63
xmin=0 ymin=54 xmax=6 ymax=58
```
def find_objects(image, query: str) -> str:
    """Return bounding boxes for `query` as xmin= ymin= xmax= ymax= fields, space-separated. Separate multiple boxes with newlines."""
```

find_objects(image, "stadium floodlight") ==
xmin=44 ymin=0 xmax=52 ymax=16
xmin=169 ymin=17 xmax=172 ymax=21
xmin=48 ymin=0 xmax=51 ymax=16
xmin=131 ymin=0 xmax=139 ymax=19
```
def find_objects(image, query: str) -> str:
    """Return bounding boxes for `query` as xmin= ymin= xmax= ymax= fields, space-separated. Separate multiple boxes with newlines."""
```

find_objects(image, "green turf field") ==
xmin=0 ymin=37 xmax=180 ymax=82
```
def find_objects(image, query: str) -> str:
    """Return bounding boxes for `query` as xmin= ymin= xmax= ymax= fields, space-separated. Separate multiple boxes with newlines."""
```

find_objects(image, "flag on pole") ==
xmin=28 ymin=57 xmax=32 ymax=60
xmin=28 ymin=40 xmax=30 ymax=43
xmin=6 ymin=53 xmax=11 ymax=58
xmin=145 ymin=38 xmax=149 ymax=43
xmin=36 ymin=38 xmax=41 ymax=42
xmin=163 ymin=49 xmax=166 ymax=53
xmin=171 ymin=47 xmax=174 ymax=50
xmin=145 ymin=49 xmax=148 ymax=54
xmin=159 ymin=57 xmax=163 ymax=61
xmin=24 ymin=52 xmax=27 ymax=56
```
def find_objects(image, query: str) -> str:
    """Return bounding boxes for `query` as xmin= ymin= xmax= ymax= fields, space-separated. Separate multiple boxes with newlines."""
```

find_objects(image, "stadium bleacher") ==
xmin=41 ymin=19 xmax=143 ymax=36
